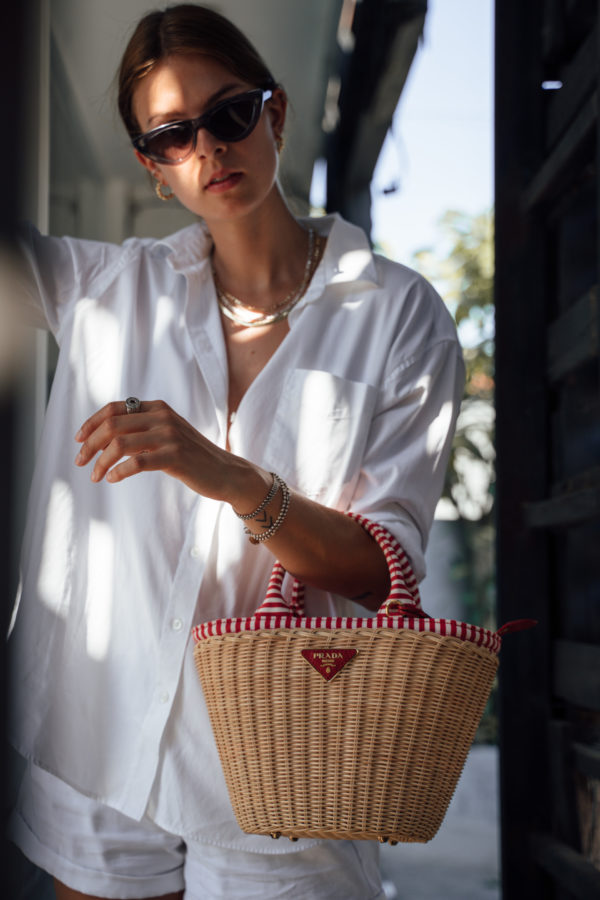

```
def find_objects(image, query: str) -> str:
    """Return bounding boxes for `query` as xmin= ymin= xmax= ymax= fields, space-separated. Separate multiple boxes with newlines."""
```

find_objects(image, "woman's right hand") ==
xmin=74 ymin=398 xmax=272 ymax=505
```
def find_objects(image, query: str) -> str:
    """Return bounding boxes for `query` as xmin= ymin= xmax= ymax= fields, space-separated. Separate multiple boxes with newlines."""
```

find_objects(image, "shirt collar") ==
xmin=287 ymin=214 xmax=379 ymax=321
xmin=151 ymin=213 xmax=379 ymax=292
xmin=154 ymin=222 xmax=213 ymax=274
xmin=306 ymin=213 xmax=378 ymax=289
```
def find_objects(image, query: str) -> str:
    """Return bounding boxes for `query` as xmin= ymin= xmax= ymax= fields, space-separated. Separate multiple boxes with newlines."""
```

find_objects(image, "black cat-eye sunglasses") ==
xmin=132 ymin=88 xmax=273 ymax=164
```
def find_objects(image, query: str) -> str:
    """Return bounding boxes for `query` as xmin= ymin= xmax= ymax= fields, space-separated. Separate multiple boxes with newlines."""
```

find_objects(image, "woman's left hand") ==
xmin=74 ymin=398 xmax=245 ymax=502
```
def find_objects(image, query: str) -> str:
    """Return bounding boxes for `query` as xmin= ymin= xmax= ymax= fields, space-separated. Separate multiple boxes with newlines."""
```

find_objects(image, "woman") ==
xmin=8 ymin=5 xmax=464 ymax=899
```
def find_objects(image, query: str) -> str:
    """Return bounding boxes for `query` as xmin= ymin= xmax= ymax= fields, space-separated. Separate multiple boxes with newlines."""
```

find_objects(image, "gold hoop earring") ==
xmin=155 ymin=181 xmax=174 ymax=202
xmin=275 ymin=134 xmax=285 ymax=153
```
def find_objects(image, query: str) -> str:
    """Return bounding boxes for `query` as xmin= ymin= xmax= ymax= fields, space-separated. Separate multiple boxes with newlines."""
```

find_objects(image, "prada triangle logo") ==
xmin=301 ymin=649 xmax=358 ymax=681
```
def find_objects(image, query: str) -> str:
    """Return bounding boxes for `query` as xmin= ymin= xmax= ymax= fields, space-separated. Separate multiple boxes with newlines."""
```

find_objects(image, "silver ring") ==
xmin=125 ymin=396 xmax=142 ymax=414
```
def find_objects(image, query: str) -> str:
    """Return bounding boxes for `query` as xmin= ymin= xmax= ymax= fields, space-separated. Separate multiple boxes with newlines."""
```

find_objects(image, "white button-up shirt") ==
xmin=9 ymin=214 xmax=464 ymax=848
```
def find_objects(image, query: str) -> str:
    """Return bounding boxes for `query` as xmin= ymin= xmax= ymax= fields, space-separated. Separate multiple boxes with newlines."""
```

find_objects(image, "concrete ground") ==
xmin=379 ymin=745 xmax=500 ymax=900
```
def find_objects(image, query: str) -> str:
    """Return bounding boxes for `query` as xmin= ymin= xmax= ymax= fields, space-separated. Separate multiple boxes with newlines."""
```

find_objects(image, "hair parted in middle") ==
xmin=118 ymin=3 xmax=279 ymax=138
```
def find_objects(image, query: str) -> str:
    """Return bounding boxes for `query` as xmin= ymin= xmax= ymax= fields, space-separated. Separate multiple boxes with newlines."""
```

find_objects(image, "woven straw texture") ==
xmin=194 ymin=624 xmax=498 ymax=843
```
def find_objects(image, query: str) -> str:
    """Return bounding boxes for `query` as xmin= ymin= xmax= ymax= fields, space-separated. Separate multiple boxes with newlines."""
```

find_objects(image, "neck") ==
xmin=209 ymin=189 xmax=312 ymax=311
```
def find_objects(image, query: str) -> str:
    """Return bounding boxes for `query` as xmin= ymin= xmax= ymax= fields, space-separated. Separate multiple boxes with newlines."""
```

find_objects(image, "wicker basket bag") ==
xmin=193 ymin=514 xmax=529 ymax=844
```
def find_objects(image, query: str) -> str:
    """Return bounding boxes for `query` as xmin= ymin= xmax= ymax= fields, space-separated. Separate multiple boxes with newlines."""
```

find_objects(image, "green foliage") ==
xmin=412 ymin=209 xmax=494 ymax=403
xmin=411 ymin=209 xmax=495 ymax=520
xmin=412 ymin=209 xmax=497 ymax=743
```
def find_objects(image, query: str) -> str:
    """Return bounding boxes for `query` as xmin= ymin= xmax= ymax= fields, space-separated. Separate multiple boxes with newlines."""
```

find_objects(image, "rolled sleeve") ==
xmin=350 ymin=338 xmax=465 ymax=581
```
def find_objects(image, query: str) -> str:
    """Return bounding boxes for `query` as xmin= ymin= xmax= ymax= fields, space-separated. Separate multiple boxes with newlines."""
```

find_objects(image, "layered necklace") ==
xmin=213 ymin=228 xmax=322 ymax=328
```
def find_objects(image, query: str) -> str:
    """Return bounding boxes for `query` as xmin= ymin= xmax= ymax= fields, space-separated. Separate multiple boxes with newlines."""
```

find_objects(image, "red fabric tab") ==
xmin=496 ymin=619 xmax=538 ymax=636
xmin=301 ymin=649 xmax=358 ymax=681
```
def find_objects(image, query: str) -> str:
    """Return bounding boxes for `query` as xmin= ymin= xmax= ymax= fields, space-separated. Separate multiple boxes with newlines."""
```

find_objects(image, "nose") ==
xmin=194 ymin=125 xmax=226 ymax=158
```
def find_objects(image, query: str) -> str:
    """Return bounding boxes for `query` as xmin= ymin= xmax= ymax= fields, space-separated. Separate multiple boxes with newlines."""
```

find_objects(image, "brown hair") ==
xmin=118 ymin=4 xmax=277 ymax=137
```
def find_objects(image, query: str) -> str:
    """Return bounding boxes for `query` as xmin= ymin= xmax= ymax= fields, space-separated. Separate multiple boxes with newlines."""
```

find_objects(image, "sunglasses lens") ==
xmin=208 ymin=94 xmax=261 ymax=141
xmin=144 ymin=123 xmax=194 ymax=163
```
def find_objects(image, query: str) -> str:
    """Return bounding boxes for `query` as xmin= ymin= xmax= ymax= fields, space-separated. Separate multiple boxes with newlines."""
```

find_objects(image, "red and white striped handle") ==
xmin=253 ymin=513 xmax=423 ymax=619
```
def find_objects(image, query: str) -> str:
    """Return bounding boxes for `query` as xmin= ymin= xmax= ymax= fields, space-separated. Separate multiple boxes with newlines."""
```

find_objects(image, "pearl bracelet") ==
xmin=245 ymin=476 xmax=291 ymax=544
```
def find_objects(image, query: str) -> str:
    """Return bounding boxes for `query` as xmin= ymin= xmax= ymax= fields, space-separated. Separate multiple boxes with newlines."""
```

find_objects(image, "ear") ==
xmin=267 ymin=87 xmax=287 ymax=141
xmin=133 ymin=149 xmax=166 ymax=185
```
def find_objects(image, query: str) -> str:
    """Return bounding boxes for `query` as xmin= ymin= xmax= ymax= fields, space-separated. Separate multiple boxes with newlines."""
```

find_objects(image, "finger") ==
xmin=88 ymin=430 xmax=163 ymax=482
xmin=75 ymin=399 xmax=172 ymax=465
xmin=75 ymin=399 xmax=160 ymax=443
xmin=74 ymin=416 xmax=150 ymax=468
xmin=75 ymin=401 xmax=130 ymax=443
xmin=104 ymin=447 xmax=171 ymax=484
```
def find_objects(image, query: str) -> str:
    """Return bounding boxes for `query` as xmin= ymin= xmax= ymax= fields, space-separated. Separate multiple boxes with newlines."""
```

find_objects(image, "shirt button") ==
xmin=171 ymin=618 xmax=183 ymax=632
xmin=190 ymin=546 xmax=201 ymax=558
xmin=159 ymin=691 xmax=169 ymax=704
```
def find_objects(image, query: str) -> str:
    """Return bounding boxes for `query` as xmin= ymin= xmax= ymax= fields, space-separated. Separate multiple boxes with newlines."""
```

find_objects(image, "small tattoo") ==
xmin=243 ymin=512 xmax=275 ymax=536
xmin=252 ymin=509 xmax=275 ymax=530
xmin=259 ymin=515 xmax=275 ymax=531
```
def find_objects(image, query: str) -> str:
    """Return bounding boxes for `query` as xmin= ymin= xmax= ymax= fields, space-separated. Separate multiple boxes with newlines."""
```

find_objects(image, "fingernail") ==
xmin=90 ymin=470 xmax=98 ymax=482
xmin=75 ymin=451 xmax=83 ymax=465
xmin=75 ymin=429 xmax=83 ymax=441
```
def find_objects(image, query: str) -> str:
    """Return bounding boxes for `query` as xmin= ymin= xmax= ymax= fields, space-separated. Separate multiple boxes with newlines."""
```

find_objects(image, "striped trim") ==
xmin=192 ymin=614 xmax=501 ymax=654
xmin=192 ymin=514 xmax=501 ymax=655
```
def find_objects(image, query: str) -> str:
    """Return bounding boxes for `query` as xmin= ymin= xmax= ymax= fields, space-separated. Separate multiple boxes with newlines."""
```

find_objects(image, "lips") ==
xmin=205 ymin=169 xmax=243 ymax=192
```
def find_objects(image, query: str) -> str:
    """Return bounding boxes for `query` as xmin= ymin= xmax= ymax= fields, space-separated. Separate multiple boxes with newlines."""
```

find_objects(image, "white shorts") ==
xmin=8 ymin=762 xmax=384 ymax=900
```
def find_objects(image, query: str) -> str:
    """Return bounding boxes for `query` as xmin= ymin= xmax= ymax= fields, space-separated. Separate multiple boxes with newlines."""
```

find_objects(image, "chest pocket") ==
xmin=262 ymin=368 xmax=377 ymax=506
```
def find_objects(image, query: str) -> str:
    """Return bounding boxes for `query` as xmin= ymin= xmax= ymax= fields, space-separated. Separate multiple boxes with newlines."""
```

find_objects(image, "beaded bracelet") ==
xmin=234 ymin=472 xmax=280 ymax=521
xmin=245 ymin=476 xmax=291 ymax=544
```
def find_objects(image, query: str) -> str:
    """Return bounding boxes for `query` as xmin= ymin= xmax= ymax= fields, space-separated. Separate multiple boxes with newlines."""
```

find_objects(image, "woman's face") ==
xmin=132 ymin=53 xmax=286 ymax=225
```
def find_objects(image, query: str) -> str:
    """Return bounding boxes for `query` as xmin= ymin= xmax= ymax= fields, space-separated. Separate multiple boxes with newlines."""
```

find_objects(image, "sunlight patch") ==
xmin=70 ymin=301 xmax=120 ymax=406
xmin=38 ymin=479 xmax=74 ymax=617
xmin=333 ymin=249 xmax=372 ymax=282
xmin=426 ymin=399 xmax=454 ymax=460
xmin=153 ymin=294 xmax=175 ymax=345
xmin=86 ymin=519 xmax=114 ymax=661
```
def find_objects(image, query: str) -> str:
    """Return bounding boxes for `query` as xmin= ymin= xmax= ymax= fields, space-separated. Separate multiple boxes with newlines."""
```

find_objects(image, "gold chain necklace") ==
xmin=213 ymin=229 xmax=320 ymax=328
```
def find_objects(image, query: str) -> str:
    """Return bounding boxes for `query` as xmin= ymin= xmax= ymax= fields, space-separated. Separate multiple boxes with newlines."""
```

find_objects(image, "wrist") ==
xmin=243 ymin=474 xmax=290 ymax=544
xmin=233 ymin=471 xmax=279 ymax=520
xmin=224 ymin=457 xmax=273 ymax=516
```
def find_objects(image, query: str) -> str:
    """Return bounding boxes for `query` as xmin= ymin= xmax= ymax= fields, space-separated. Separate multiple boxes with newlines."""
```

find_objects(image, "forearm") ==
xmin=224 ymin=458 xmax=390 ymax=611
